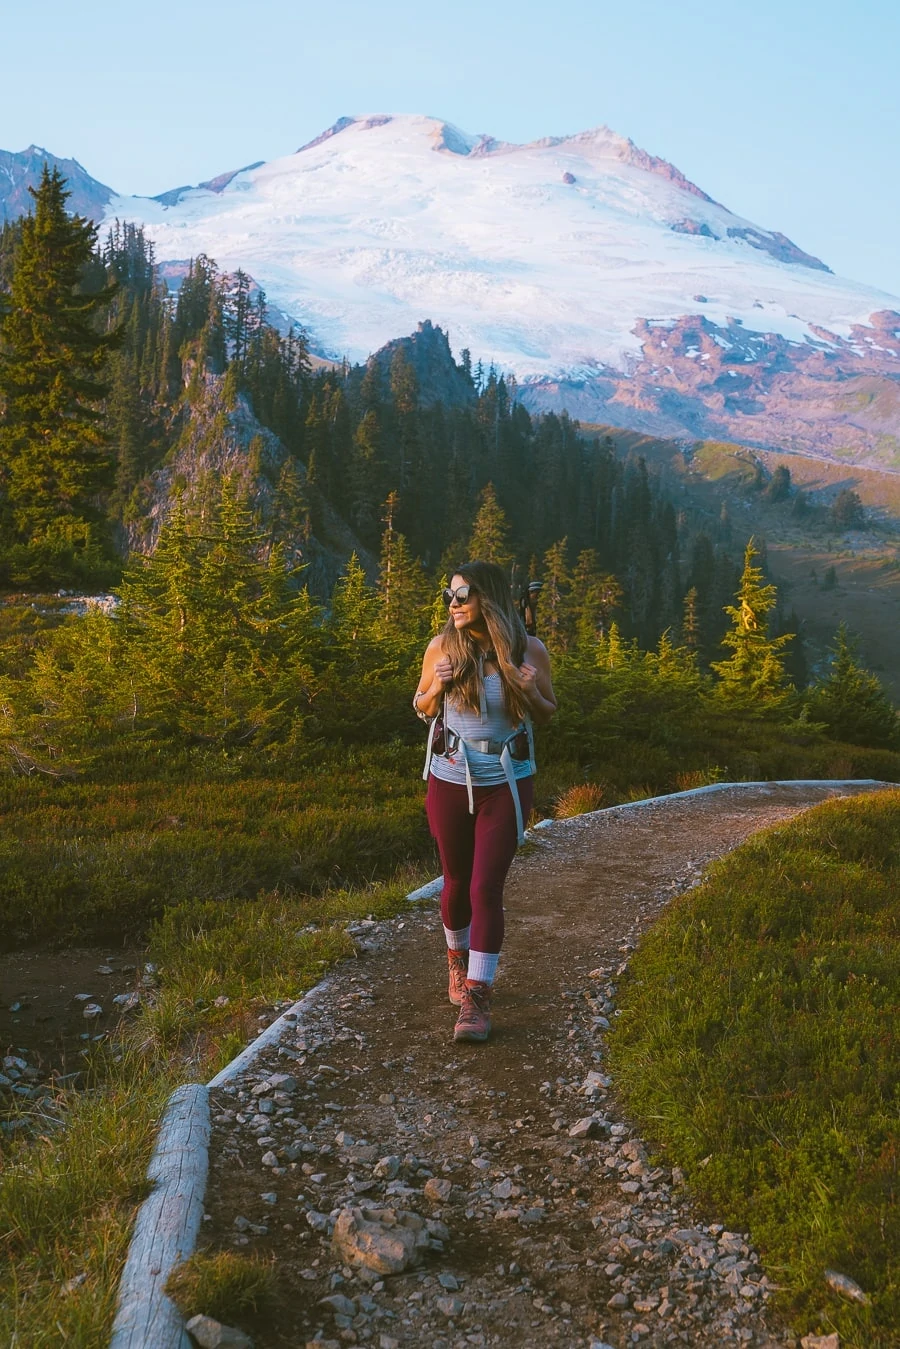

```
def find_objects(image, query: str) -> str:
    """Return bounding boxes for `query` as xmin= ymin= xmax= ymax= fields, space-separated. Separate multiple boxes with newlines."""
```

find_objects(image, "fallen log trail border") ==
xmin=106 ymin=779 xmax=891 ymax=1348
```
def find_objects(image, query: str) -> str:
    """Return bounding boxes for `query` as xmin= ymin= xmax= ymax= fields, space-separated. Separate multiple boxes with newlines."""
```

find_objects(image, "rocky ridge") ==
xmin=520 ymin=311 xmax=900 ymax=467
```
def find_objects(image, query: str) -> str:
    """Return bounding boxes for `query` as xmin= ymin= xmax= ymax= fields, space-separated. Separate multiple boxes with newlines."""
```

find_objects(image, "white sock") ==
xmin=467 ymin=950 xmax=499 ymax=985
xmin=443 ymin=925 xmax=470 ymax=951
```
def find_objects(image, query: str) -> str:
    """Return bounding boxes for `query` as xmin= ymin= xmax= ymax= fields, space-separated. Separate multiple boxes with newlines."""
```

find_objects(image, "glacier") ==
xmin=99 ymin=113 xmax=900 ymax=383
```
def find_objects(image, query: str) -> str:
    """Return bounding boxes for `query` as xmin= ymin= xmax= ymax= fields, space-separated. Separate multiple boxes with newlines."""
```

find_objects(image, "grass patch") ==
xmin=0 ymin=1050 xmax=176 ymax=1348
xmin=0 ymin=869 xmax=434 ymax=1346
xmin=166 ymin=1251 xmax=274 ymax=1323
xmin=609 ymin=789 xmax=900 ymax=1347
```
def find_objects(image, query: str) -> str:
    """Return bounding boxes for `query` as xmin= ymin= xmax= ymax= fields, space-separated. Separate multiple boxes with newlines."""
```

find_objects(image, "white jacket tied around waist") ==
xmin=424 ymin=672 xmax=535 ymax=844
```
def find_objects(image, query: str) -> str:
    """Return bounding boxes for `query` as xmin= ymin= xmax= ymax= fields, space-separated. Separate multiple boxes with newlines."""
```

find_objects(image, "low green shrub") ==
xmin=609 ymin=790 xmax=900 ymax=1347
xmin=0 ymin=747 xmax=434 ymax=950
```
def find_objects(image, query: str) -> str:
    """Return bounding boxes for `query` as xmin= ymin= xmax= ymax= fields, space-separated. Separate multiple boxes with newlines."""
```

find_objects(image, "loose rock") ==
xmin=185 ymin=1314 xmax=254 ymax=1348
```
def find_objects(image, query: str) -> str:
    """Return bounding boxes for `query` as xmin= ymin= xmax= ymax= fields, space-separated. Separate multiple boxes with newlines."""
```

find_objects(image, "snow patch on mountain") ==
xmin=99 ymin=114 xmax=898 ymax=387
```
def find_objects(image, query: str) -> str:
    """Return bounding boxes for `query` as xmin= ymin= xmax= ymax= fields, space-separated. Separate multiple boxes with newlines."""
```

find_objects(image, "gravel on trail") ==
xmin=199 ymin=784 xmax=878 ymax=1349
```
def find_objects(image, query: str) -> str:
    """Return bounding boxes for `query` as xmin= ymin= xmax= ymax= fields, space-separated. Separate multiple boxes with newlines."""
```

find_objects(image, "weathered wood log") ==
xmin=109 ymin=1082 xmax=210 ymax=1349
xmin=207 ymin=979 xmax=331 ymax=1090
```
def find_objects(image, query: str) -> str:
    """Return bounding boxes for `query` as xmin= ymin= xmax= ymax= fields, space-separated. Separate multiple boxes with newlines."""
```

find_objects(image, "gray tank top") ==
xmin=430 ymin=673 xmax=533 ymax=787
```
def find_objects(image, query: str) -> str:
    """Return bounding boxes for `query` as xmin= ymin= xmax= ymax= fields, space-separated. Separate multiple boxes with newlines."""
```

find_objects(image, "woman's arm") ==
xmin=516 ymin=636 xmax=557 ymax=725
xmin=413 ymin=636 xmax=453 ymax=719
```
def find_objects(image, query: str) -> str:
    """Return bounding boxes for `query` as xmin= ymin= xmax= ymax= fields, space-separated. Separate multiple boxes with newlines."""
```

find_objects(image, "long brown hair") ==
xmin=441 ymin=560 xmax=528 ymax=723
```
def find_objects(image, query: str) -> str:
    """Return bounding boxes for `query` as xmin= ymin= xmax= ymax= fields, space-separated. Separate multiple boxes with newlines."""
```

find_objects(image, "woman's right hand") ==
xmin=433 ymin=656 xmax=454 ymax=689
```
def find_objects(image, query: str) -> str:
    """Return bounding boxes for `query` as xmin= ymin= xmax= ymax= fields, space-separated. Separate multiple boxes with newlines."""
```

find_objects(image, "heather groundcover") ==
xmin=609 ymin=789 xmax=900 ymax=1348
xmin=0 ymin=742 xmax=431 ymax=951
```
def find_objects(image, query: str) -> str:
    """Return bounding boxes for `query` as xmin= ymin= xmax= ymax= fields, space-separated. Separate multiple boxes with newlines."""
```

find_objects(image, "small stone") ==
xmin=260 ymin=1151 xmax=279 ymax=1168
xmin=82 ymin=1004 xmax=103 ymax=1019
xmin=332 ymin=1206 xmax=420 ymax=1275
xmin=801 ymin=1337 xmax=840 ymax=1349
xmin=112 ymin=992 xmax=140 ymax=1010
xmin=61 ymin=1272 xmax=87 ymax=1294
xmin=319 ymin=1293 xmax=357 ymax=1317
xmin=379 ymin=1337 xmax=400 ymax=1349
xmin=438 ymin=1272 xmax=460 ymax=1290
xmin=606 ymin=1291 xmax=629 ymax=1309
xmin=374 ymin=1155 xmax=401 ymax=1179
xmin=305 ymin=1210 xmax=331 ymax=1233
xmin=185 ymin=1314 xmax=254 ymax=1348
xmin=568 ymin=1116 xmax=605 ymax=1139
xmin=267 ymin=1073 xmax=297 ymax=1092
xmin=424 ymin=1177 xmax=452 ymax=1203
xmin=824 ymin=1269 xmax=869 ymax=1305
xmin=435 ymin=1296 xmax=464 ymax=1317
xmin=259 ymin=1192 xmax=278 ymax=1205
xmin=95 ymin=965 xmax=114 ymax=975
xmin=378 ymin=1092 xmax=395 ymax=1105
xmin=490 ymin=1178 xmax=513 ymax=1200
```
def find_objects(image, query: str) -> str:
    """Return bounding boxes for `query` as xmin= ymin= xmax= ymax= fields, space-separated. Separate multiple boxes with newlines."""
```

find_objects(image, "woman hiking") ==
xmin=413 ymin=560 xmax=557 ymax=1043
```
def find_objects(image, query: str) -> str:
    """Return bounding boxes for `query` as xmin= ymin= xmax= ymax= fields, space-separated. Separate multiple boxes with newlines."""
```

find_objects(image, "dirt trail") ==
xmin=201 ymin=783 xmax=881 ymax=1349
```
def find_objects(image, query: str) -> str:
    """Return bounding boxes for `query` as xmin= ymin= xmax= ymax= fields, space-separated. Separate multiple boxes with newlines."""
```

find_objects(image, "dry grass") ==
xmin=553 ymin=782 xmax=605 ymax=818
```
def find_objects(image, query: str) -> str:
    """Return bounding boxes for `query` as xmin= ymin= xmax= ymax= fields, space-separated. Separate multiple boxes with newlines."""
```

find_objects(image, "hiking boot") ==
xmin=447 ymin=949 xmax=469 ymax=1006
xmin=454 ymin=980 xmax=492 ymax=1042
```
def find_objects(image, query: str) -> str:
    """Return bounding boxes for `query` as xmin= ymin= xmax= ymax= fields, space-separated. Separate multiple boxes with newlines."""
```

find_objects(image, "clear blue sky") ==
xmin=5 ymin=0 xmax=899 ymax=296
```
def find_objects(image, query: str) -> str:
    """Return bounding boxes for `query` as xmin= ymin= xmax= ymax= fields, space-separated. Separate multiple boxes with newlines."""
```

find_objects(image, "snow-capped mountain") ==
xmin=5 ymin=117 xmax=900 ymax=463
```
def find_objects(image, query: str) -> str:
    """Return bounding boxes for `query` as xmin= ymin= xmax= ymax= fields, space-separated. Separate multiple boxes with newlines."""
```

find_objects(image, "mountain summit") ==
xmin=3 ymin=116 xmax=899 ymax=461
xmin=107 ymin=112 xmax=875 ymax=379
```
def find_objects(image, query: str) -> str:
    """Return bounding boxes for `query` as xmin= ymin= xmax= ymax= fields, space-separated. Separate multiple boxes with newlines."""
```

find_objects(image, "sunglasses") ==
xmin=442 ymin=584 xmax=476 ymax=607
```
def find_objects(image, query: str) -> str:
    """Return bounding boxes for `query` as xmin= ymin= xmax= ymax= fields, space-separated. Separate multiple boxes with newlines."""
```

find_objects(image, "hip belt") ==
xmin=423 ymin=714 xmax=535 ymax=845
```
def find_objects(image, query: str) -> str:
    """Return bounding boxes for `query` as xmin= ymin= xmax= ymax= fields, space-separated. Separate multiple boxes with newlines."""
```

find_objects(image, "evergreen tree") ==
xmin=349 ymin=409 xmax=384 ymax=540
xmin=765 ymin=464 xmax=792 ymax=503
xmin=830 ymin=488 xmax=865 ymax=530
xmin=540 ymin=537 xmax=571 ymax=654
xmin=711 ymin=539 xmax=792 ymax=703
xmin=377 ymin=491 xmax=428 ymax=645
xmin=0 ymin=166 xmax=118 ymax=580
xmin=467 ymin=482 xmax=513 ymax=571
xmin=681 ymin=586 xmax=701 ymax=654
xmin=806 ymin=625 xmax=898 ymax=748
xmin=269 ymin=457 xmax=312 ymax=558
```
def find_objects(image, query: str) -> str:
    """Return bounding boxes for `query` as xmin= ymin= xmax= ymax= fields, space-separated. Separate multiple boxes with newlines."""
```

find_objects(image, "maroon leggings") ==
xmin=425 ymin=773 xmax=534 ymax=955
